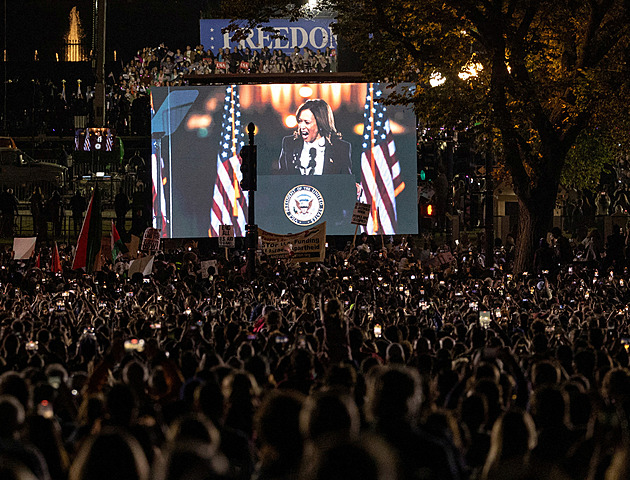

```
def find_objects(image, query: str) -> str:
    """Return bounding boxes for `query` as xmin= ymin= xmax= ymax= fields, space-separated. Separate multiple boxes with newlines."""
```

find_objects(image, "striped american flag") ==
xmin=359 ymin=83 xmax=405 ymax=234
xmin=149 ymin=91 xmax=167 ymax=235
xmin=151 ymin=142 xmax=167 ymax=234
xmin=209 ymin=85 xmax=248 ymax=237
xmin=105 ymin=130 xmax=114 ymax=151
xmin=83 ymin=128 xmax=91 ymax=151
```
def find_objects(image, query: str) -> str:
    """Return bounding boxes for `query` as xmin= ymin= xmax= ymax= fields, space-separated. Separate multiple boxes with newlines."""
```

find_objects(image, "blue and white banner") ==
xmin=200 ymin=18 xmax=337 ymax=54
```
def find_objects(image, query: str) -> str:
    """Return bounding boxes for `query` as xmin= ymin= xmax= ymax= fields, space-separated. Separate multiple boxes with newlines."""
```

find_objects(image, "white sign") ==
xmin=199 ymin=259 xmax=218 ymax=278
xmin=129 ymin=255 xmax=154 ymax=277
xmin=141 ymin=228 xmax=161 ymax=252
xmin=351 ymin=202 xmax=371 ymax=226
xmin=218 ymin=225 xmax=235 ymax=248
xmin=13 ymin=237 xmax=37 ymax=260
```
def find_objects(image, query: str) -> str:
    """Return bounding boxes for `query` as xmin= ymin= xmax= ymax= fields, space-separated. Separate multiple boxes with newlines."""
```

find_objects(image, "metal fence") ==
xmin=9 ymin=207 xmax=126 ymax=241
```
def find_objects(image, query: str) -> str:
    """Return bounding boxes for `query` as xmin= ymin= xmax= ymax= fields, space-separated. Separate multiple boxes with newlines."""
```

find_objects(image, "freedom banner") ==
xmin=200 ymin=18 xmax=337 ymax=55
xmin=259 ymin=222 xmax=326 ymax=262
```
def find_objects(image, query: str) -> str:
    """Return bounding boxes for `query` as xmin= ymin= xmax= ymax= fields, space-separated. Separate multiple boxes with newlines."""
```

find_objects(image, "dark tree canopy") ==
xmin=225 ymin=0 xmax=630 ymax=270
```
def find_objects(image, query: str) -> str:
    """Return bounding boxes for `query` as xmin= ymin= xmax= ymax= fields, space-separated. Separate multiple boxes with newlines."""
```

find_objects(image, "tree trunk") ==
xmin=513 ymin=186 xmax=558 ymax=273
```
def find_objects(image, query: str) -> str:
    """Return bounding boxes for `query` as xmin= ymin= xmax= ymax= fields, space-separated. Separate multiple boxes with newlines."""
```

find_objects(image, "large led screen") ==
xmin=151 ymin=83 xmax=418 ymax=238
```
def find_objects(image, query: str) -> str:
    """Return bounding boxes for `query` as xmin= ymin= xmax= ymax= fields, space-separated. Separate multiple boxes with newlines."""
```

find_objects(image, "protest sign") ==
xmin=129 ymin=256 xmax=154 ymax=277
xmin=218 ymin=225 xmax=235 ymax=248
xmin=13 ymin=237 xmax=36 ymax=260
xmin=351 ymin=202 xmax=371 ymax=226
xmin=199 ymin=260 xmax=218 ymax=278
xmin=141 ymin=228 xmax=161 ymax=252
xmin=259 ymin=223 xmax=326 ymax=263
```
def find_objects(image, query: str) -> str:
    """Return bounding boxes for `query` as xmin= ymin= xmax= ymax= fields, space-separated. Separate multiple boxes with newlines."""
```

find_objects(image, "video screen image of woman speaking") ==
xmin=151 ymin=83 xmax=417 ymax=238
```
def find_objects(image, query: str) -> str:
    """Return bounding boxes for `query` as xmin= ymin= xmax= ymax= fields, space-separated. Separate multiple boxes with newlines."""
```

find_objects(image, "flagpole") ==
xmin=244 ymin=123 xmax=257 ymax=279
xmin=379 ymin=207 xmax=385 ymax=250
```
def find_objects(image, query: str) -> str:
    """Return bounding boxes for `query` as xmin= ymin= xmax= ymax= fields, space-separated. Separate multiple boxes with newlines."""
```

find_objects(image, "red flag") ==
xmin=51 ymin=242 xmax=62 ymax=273
xmin=72 ymin=186 xmax=102 ymax=272
xmin=110 ymin=221 xmax=126 ymax=263
xmin=36 ymin=253 xmax=41 ymax=269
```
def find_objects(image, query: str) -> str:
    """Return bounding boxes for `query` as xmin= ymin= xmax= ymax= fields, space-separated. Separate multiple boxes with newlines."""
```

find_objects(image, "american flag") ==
xmin=150 ymin=91 xmax=168 ymax=235
xmin=359 ymin=83 xmax=405 ymax=234
xmin=83 ymin=128 xmax=91 ymax=151
xmin=209 ymin=85 xmax=248 ymax=237
xmin=105 ymin=130 xmax=114 ymax=151
xmin=151 ymin=143 xmax=167 ymax=234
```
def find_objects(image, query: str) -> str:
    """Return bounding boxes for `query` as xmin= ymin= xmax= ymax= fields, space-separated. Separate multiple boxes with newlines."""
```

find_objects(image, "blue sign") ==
xmin=200 ymin=18 xmax=337 ymax=54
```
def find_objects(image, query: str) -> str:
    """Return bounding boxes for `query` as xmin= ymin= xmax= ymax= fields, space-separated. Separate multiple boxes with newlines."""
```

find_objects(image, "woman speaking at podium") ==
xmin=275 ymin=99 xmax=352 ymax=175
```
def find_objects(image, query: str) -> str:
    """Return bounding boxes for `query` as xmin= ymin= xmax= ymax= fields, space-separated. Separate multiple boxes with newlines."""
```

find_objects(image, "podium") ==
xmin=256 ymin=175 xmax=358 ymax=235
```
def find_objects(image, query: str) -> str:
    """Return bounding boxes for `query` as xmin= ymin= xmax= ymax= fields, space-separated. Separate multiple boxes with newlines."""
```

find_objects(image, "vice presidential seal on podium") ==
xmin=284 ymin=185 xmax=325 ymax=226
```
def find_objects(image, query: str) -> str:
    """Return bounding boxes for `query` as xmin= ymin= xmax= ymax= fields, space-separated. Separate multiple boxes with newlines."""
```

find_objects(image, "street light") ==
xmin=429 ymin=72 xmax=446 ymax=87
xmin=458 ymin=61 xmax=483 ymax=80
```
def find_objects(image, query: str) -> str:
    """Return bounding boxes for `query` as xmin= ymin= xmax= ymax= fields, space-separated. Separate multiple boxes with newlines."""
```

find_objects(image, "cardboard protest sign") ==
xmin=141 ymin=228 xmax=161 ymax=252
xmin=218 ymin=225 xmax=235 ymax=248
xmin=199 ymin=260 xmax=218 ymax=278
xmin=351 ymin=202 xmax=371 ymax=226
xmin=129 ymin=255 xmax=154 ymax=277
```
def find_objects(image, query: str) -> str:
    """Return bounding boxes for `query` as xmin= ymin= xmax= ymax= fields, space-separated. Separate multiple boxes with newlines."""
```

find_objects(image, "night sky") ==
xmin=5 ymin=0 xmax=211 ymax=64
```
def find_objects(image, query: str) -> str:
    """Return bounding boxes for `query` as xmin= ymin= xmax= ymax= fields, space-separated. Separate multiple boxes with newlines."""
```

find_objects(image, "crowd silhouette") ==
xmin=1 ymin=233 xmax=630 ymax=480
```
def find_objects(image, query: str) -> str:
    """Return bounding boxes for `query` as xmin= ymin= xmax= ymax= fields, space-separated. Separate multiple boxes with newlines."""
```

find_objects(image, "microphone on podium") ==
xmin=308 ymin=147 xmax=317 ymax=175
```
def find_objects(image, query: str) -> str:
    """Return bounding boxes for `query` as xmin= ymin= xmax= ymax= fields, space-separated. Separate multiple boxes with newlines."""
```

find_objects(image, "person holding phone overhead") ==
xmin=275 ymin=98 xmax=352 ymax=175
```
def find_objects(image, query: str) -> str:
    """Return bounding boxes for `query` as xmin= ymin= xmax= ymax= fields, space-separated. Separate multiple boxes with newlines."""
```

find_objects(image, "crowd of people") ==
xmin=2 ymin=230 xmax=630 ymax=480
xmin=5 ymin=42 xmax=339 ymax=137
xmin=122 ymin=43 xmax=338 ymax=84
xmin=107 ymin=43 xmax=337 ymax=135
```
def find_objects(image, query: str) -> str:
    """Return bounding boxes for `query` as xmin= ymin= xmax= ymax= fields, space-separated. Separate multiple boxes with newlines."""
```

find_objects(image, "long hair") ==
xmin=294 ymin=99 xmax=342 ymax=143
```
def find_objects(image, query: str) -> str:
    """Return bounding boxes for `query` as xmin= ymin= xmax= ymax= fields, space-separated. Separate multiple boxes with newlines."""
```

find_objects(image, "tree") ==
xmin=225 ymin=0 xmax=630 ymax=271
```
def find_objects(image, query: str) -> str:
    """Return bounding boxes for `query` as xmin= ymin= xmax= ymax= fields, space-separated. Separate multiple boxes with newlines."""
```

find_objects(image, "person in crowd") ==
xmin=46 ymin=190 xmax=63 ymax=238
xmin=30 ymin=187 xmax=45 ymax=238
xmin=0 ymin=188 xmax=19 ymax=237
xmin=582 ymin=228 xmax=603 ymax=265
xmin=253 ymin=390 xmax=304 ymax=480
xmin=551 ymin=227 xmax=573 ymax=267
xmin=365 ymin=365 xmax=464 ymax=480
xmin=68 ymin=428 xmax=149 ymax=480
xmin=68 ymin=190 xmax=86 ymax=237
xmin=480 ymin=409 xmax=538 ymax=480
xmin=114 ymin=189 xmax=130 ymax=239
xmin=0 ymin=395 xmax=51 ymax=480
xmin=533 ymin=238 xmax=554 ymax=275
xmin=130 ymin=183 xmax=150 ymax=236
xmin=606 ymin=224 xmax=626 ymax=272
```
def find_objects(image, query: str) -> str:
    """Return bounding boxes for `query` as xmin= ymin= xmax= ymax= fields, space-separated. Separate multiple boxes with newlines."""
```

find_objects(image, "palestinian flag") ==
xmin=51 ymin=242 xmax=62 ymax=273
xmin=72 ymin=185 xmax=102 ymax=272
xmin=111 ymin=221 xmax=126 ymax=263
